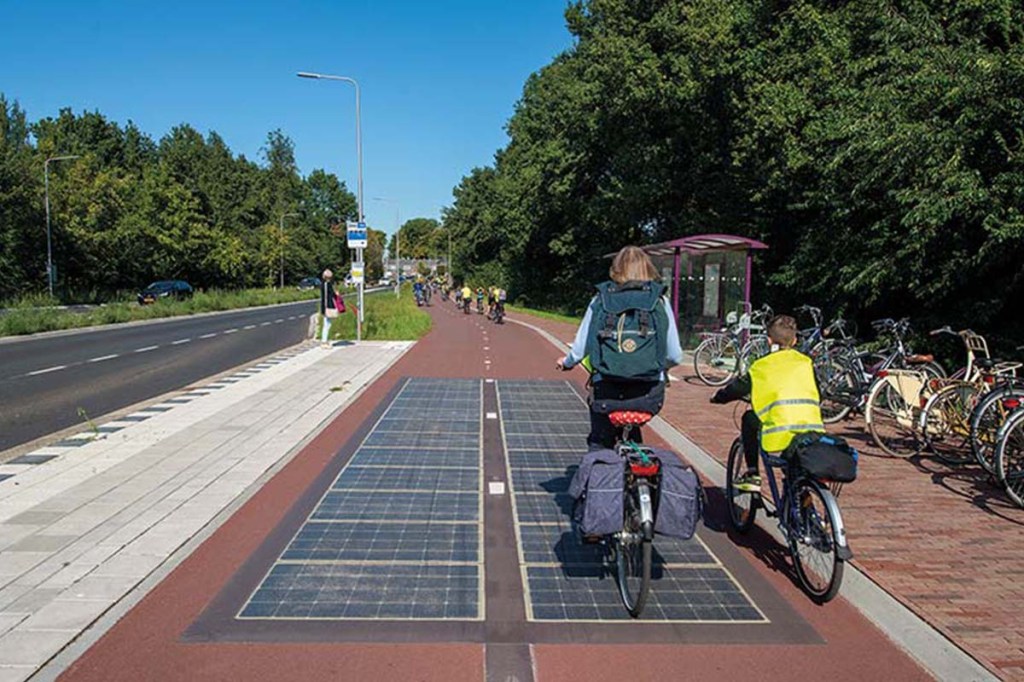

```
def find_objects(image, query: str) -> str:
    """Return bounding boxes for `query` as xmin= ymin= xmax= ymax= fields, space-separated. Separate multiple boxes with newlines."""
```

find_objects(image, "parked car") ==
xmin=297 ymin=276 xmax=322 ymax=291
xmin=137 ymin=280 xmax=193 ymax=305
xmin=378 ymin=277 xmax=393 ymax=287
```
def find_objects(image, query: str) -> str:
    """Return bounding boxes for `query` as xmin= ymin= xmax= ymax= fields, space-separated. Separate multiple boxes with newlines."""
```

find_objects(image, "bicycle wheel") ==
xmin=739 ymin=335 xmax=771 ymax=374
xmin=787 ymin=479 xmax=844 ymax=603
xmin=614 ymin=483 xmax=652 ymax=617
xmin=970 ymin=385 xmax=1024 ymax=474
xmin=921 ymin=383 xmax=981 ymax=466
xmin=693 ymin=336 xmax=739 ymax=386
xmin=866 ymin=379 xmax=919 ymax=457
xmin=725 ymin=438 xmax=757 ymax=533
xmin=994 ymin=410 xmax=1024 ymax=507
xmin=817 ymin=357 xmax=856 ymax=424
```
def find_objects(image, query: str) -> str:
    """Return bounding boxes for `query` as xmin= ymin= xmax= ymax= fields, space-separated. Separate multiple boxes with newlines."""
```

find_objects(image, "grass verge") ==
xmin=506 ymin=304 xmax=581 ymax=326
xmin=0 ymin=288 xmax=318 ymax=338
xmin=318 ymin=286 xmax=432 ymax=341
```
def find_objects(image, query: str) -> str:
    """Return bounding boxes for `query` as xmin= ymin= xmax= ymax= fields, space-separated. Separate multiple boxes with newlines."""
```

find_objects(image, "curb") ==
xmin=508 ymin=313 xmax=996 ymax=682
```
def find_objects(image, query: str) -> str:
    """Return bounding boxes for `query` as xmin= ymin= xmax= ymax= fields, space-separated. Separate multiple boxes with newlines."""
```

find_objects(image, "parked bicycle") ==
xmin=692 ymin=304 xmax=773 ymax=386
xmin=994 ymin=399 xmax=1024 ymax=507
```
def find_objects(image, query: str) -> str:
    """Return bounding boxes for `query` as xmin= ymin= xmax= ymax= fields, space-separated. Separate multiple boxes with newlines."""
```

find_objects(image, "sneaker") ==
xmin=733 ymin=472 xmax=762 ymax=493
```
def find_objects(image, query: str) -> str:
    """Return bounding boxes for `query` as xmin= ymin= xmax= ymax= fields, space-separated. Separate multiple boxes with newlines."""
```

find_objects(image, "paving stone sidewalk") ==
xmin=510 ymin=311 xmax=1024 ymax=682
xmin=0 ymin=341 xmax=410 ymax=681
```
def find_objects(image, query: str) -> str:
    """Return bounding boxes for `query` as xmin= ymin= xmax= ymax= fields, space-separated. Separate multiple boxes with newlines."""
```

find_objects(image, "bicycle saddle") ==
xmin=904 ymin=354 xmax=934 ymax=364
xmin=976 ymin=357 xmax=999 ymax=369
xmin=609 ymin=411 xmax=654 ymax=427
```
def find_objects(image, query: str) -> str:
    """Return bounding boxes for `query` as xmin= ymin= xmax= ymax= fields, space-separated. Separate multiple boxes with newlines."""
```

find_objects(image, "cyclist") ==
xmin=412 ymin=278 xmax=425 ymax=306
xmin=487 ymin=286 xmax=497 ymax=318
xmin=710 ymin=314 xmax=825 ymax=491
xmin=475 ymin=287 xmax=485 ymax=314
xmin=460 ymin=283 xmax=473 ymax=313
xmin=557 ymin=246 xmax=682 ymax=450
xmin=493 ymin=287 xmax=507 ymax=322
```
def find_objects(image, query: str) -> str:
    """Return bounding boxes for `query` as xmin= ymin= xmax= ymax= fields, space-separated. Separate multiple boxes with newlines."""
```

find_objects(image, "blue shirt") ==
xmin=563 ymin=296 xmax=683 ymax=381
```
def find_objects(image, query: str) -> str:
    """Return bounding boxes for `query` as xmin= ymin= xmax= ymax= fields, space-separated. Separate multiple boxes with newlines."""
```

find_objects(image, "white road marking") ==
xmin=171 ymin=338 xmax=191 ymax=345
xmin=488 ymin=481 xmax=506 ymax=495
xmin=199 ymin=333 xmax=217 ymax=339
xmin=28 ymin=365 xmax=66 ymax=376
xmin=134 ymin=345 xmax=159 ymax=353
xmin=88 ymin=354 xmax=119 ymax=363
xmin=223 ymin=328 xmax=238 ymax=334
xmin=274 ymin=319 xmax=284 ymax=323
xmin=243 ymin=324 xmax=256 ymax=330
xmin=260 ymin=322 xmax=271 ymax=327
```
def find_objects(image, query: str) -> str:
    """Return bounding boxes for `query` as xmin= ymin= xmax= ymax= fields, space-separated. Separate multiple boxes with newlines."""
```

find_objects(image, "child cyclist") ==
xmin=557 ymin=246 xmax=682 ymax=450
xmin=709 ymin=314 xmax=825 ymax=491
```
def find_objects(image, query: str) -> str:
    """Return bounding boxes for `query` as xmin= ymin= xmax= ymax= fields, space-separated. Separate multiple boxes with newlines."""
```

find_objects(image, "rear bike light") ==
xmin=629 ymin=461 xmax=660 ymax=477
xmin=1003 ymin=398 xmax=1021 ymax=410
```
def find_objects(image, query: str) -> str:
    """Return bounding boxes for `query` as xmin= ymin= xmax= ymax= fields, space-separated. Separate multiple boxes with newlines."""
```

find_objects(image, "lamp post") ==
xmin=298 ymin=71 xmax=365 ymax=341
xmin=279 ymin=211 xmax=299 ymax=289
xmin=44 ymin=154 xmax=80 ymax=298
xmin=373 ymin=197 xmax=400 ymax=298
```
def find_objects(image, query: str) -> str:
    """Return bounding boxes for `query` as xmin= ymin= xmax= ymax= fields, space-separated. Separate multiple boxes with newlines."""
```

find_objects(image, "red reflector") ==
xmin=630 ymin=462 xmax=660 ymax=477
xmin=984 ymin=375 xmax=995 ymax=384
xmin=1004 ymin=398 xmax=1021 ymax=410
xmin=877 ymin=370 xmax=889 ymax=378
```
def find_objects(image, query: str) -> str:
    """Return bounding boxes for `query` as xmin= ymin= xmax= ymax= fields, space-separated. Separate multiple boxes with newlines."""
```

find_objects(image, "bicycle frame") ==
xmin=758 ymin=448 xmax=852 ymax=560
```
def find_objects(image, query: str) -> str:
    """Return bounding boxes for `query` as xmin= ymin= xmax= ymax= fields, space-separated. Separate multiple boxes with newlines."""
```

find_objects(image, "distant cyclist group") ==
xmin=442 ymin=281 xmax=507 ymax=323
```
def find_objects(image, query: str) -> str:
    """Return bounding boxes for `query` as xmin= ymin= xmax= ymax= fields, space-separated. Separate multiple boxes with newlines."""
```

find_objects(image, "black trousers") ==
xmin=741 ymin=409 xmax=761 ymax=472
xmin=586 ymin=379 xmax=665 ymax=451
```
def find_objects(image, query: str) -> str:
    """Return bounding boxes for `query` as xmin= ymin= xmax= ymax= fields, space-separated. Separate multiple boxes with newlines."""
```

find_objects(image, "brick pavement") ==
xmin=509 ymin=310 xmax=1024 ymax=682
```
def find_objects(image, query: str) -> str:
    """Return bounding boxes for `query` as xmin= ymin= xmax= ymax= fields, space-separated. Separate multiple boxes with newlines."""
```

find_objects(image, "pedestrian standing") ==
xmin=320 ymin=269 xmax=339 ymax=348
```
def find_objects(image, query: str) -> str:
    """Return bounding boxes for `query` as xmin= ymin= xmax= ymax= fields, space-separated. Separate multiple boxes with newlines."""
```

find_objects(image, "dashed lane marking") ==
xmin=134 ymin=345 xmax=159 ymax=353
xmin=171 ymin=338 xmax=191 ymax=345
xmin=27 ymin=365 xmax=67 ymax=376
xmin=244 ymin=324 xmax=256 ymax=330
xmin=88 ymin=354 xmax=119 ymax=363
xmin=199 ymin=333 xmax=217 ymax=339
xmin=224 ymin=328 xmax=239 ymax=334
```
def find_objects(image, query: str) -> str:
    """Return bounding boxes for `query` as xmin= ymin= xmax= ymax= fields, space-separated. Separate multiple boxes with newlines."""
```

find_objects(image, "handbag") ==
xmin=334 ymin=292 xmax=346 ymax=314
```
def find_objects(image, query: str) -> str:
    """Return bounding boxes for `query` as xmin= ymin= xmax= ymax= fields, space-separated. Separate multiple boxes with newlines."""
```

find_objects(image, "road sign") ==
xmin=350 ymin=261 xmax=365 ymax=284
xmin=347 ymin=221 xmax=368 ymax=249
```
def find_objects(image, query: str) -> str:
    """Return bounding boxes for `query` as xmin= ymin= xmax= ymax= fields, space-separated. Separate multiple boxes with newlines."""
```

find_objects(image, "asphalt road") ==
xmin=0 ymin=300 xmax=317 ymax=453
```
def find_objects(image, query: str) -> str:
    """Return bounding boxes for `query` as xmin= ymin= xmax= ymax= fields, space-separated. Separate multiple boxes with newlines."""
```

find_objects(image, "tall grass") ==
xmin=0 ymin=288 xmax=318 ymax=338
xmin=319 ymin=286 xmax=432 ymax=341
xmin=506 ymin=304 xmax=581 ymax=326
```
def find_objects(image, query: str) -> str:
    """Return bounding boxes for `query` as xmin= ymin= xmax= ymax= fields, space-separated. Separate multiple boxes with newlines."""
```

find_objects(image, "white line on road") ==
xmin=243 ymin=325 xmax=256 ymax=330
xmin=223 ymin=328 xmax=238 ymax=334
xmin=134 ymin=345 xmax=159 ymax=353
xmin=171 ymin=338 xmax=191 ymax=345
xmin=260 ymin=322 xmax=271 ymax=327
xmin=88 ymin=354 xmax=119 ymax=363
xmin=28 ymin=365 xmax=67 ymax=376
xmin=199 ymin=333 xmax=217 ymax=339
xmin=274 ymin=319 xmax=284 ymax=323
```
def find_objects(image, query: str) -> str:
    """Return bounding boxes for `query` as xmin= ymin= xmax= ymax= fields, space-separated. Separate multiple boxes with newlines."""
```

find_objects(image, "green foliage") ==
xmin=0 ymin=100 xmax=358 ymax=301
xmin=444 ymin=0 xmax=1024 ymax=341
xmin=389 ymin=217 xmax=445 ymax=260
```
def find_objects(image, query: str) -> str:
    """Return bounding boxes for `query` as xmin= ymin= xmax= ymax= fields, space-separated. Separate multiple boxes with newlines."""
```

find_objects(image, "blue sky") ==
xmin=0 ymin=0 xmax=573 ymax=233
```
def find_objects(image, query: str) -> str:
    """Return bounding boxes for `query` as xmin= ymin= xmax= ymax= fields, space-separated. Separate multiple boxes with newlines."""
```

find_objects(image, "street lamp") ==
xmin=44 ymin=154 xmax=80 ymax=298
xmin=373 ymin=197 xmax=400 ymax=298
xmin=279 ymin=211 xmax=299 ymax=289
xmin=298 ymin=70 xmax=365 ymax=341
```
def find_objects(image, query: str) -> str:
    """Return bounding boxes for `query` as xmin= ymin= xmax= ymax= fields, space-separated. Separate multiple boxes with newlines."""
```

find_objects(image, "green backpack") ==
xmin=585 ymin=280 xmax=668 ymax=381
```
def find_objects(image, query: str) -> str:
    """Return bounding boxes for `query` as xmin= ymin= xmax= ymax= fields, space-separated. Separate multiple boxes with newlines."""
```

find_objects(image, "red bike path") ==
xmin=57 ymin=301 xmax=931 ymax=682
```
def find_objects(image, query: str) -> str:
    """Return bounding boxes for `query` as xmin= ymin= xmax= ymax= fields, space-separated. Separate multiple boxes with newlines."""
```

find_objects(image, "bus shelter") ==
xmin=636 ymin=234 xmax=768 ymax=347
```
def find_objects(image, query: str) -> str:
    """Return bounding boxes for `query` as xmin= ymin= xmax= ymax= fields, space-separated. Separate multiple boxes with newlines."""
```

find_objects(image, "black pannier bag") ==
xmin=787 ymin=433 xmax=858 ymax=483
xmin=568 ymin=449 xmax=624 ymax=536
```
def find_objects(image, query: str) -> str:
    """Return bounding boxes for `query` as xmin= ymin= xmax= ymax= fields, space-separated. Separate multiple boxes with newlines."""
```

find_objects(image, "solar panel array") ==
xmin=497 ymin=380 xmax=765 ymax=622
xmin=239 ymin=378 xmax=483 ymax=620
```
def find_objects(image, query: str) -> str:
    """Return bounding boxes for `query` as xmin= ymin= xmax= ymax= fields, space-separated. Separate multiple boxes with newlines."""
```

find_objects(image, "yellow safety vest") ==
xmin=749 ymin=348 xmax=824 ymax=452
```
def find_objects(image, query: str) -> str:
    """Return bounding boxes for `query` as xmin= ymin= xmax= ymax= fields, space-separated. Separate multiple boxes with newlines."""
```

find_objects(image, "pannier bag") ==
xmin=652 ymin=451 xmax=703 ymax=540
xmin=788 ymin=433 xmax=858 ymax=483
xmin=569 ymin=449 xmax=624 ymax=536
